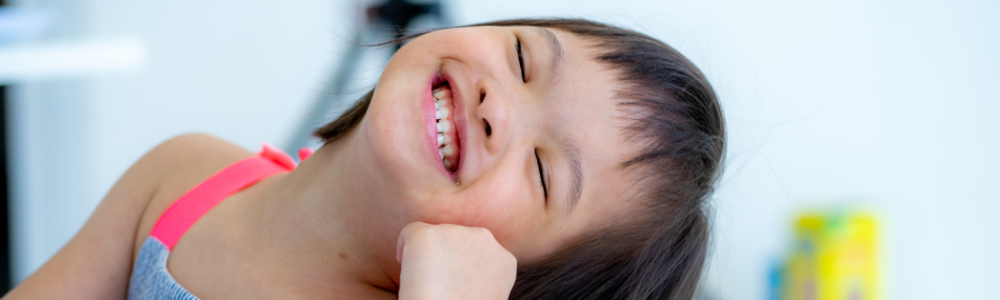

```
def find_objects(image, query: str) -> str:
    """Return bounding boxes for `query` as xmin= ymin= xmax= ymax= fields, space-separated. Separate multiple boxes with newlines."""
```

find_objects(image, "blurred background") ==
xmin=1 ymin=0 xmax=997 ymax=299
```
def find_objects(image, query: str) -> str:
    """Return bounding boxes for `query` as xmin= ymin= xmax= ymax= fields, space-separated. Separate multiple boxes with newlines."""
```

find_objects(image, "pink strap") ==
xmin=298 ymin=147 xmax=314 ymax=161
xmin=149 ymin=144 xmax=304 ymax=250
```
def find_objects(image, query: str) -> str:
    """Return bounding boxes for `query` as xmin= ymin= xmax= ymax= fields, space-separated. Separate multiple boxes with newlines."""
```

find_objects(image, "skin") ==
xmin=3 ymin=26 xmax=639 ymax=300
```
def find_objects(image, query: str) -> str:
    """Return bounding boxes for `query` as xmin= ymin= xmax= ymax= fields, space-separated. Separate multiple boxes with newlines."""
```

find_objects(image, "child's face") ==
xmin=352 ymin=25 xmax=638 ymax=263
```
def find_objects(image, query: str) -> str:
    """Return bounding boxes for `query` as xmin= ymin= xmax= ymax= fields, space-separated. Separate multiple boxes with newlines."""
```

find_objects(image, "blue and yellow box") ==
xmin=781 ymin=212 xmax=879 ymax=300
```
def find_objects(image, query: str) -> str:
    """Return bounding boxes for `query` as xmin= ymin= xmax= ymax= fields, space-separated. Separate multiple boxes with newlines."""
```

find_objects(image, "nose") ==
xmin=475 ymin=86 xmax=514 ymax=155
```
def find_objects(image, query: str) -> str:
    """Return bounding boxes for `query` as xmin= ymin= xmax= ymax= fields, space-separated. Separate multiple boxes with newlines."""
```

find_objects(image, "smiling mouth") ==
xmin=432 ymin=81 xmax=461 ymax=172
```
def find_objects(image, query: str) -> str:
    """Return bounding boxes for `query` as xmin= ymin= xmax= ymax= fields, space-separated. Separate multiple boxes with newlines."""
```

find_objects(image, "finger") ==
xmin=396 ymin=221 xmax=428 ymax=263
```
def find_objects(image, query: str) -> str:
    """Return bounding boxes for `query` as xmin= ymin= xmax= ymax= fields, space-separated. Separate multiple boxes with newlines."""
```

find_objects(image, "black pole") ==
xmin=367 ymin=0 xmax=441 ymax=50
xmin=1 ymin=0 xmax=13 ymax=292
xmin=0 ymin=86 xmax=11 ymax=293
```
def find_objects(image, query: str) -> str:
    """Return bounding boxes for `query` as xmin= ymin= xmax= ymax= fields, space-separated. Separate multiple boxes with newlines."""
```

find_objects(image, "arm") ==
xmin=396 ymin=222 xmax=518 ymax=300
xmin=2 ymin=133 xmax=249 ymax=300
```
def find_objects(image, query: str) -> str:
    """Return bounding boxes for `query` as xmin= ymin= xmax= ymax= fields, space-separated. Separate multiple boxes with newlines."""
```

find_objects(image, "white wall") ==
xmin=8 ymin=0 xmax=999 ymax=299
xmin=8 ymin=0 xmax=349 ymax=282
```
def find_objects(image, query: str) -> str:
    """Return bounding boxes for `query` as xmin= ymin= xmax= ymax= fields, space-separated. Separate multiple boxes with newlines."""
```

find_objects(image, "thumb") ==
xmin=397 ymin=221 xmax=428 ymax=264
xmin=396 ymin=229 xmax=406 ymax=264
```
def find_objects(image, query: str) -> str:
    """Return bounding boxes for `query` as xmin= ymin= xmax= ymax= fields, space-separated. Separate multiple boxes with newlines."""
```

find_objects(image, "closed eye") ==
xmin=515 ymin=38 xmax=526 ymax=82
xmin=534 ymin=148 xmax=547 ymax=199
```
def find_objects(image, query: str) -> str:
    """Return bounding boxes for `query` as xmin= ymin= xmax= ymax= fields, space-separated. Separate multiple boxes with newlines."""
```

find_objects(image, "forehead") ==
xmin=526 ymin=27 xmax=639 ymax=226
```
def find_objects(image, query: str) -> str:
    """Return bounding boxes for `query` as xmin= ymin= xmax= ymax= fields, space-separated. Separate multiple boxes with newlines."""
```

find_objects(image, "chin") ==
xmin=359 ymin=99 xmax=440 ymax=194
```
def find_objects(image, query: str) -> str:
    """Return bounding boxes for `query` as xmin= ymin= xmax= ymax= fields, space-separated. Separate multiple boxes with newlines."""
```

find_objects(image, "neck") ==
xmin=242 ymin=137 xmax=402 ymax=297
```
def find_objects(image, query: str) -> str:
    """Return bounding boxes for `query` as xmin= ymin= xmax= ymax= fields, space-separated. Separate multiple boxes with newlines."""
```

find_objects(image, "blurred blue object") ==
xmin=0 ymin=8 xmax=52 ymax=44
xmin=768 ymin=259 xmax=784 ymax=300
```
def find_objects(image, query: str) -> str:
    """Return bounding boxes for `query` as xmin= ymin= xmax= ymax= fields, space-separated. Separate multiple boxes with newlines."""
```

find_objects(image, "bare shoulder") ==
xmin=2 ymin=133 xmax=254 ymax=300
xmin=137 ymin=133 xmax=255 ymax=187
xmin=131 ymin=133 xmax=255 ymax=257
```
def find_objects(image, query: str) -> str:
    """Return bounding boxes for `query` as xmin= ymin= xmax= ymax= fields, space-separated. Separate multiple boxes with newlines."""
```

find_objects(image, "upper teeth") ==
xmin=434 ymin=86 xmax=458 ymax=170
xmin=436 ymin=121 xmax=451 ymax=133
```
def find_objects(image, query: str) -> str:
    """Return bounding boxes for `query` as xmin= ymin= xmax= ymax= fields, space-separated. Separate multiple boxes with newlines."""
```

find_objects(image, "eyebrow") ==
xmin=532 ymin=28 xmax=564 ymax=77
xmin=560 ymin=134 xmax=584 ymax=211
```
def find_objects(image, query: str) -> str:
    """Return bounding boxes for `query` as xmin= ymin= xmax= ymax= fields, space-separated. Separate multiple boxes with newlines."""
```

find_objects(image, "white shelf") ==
xmin=0 ymin=38 xmax=146 ymax=83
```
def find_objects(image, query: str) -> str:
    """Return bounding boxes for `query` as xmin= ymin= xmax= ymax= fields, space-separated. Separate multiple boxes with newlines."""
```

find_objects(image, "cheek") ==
xmin=466 ymin=172 xmax=525 ymax=228
xmin=424 ymin=168 xmax=536 ymax=239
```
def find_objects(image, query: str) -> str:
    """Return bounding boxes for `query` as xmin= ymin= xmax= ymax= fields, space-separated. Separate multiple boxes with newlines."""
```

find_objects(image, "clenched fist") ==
xmin=396 ymin=222 xmax=517 ymax=300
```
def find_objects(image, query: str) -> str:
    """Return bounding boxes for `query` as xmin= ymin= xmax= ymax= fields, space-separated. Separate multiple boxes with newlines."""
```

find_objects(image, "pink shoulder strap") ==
xmin=150 ymin=143 xmax=312 ymax=250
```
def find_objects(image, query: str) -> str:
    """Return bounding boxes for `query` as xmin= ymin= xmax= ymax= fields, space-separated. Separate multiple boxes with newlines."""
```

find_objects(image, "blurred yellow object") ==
xmin=783 ymin=212 xmax=879 ymax=300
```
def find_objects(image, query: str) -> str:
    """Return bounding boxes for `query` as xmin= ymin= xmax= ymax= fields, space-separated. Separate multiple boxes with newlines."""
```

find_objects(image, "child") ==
xmin=4 ymin=18 xmax=724 ymax=300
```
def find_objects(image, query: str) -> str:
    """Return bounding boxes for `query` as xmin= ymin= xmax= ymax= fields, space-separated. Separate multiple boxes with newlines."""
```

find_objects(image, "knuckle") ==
xmin=407 ymin=223 xmax=435 ymax=239
xmin=473 ymin=227 xmax=493 ymax=239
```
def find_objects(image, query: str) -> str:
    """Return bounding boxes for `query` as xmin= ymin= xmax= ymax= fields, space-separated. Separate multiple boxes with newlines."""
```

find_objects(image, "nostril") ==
xmin=484 ymin=119 xmax=492 ymax=136
xmin=480 ymin=90 xmax=486 ymax=103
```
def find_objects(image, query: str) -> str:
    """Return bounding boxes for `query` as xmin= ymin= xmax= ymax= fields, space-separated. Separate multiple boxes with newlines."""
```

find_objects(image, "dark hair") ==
xmin=314 ymin=18 xmax=724 ymax=300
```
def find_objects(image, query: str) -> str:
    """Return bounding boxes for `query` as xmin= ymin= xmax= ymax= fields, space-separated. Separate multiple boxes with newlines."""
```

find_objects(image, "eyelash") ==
xmin=512 ymin=35 xmax=548 ymax=199
xmin=517 ymin=37 xmax=541 ymax=198
xmin=515 ymin=38 xmax=526 ymax=82
xmin=534 ymin=149 xmax=548 ymax=199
